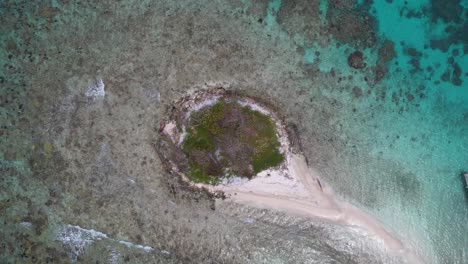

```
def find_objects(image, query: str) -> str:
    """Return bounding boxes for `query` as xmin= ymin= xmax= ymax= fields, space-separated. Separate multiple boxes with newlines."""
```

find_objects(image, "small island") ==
xmin=183 ymin=98 xmax=284 ymax=184
xmin=157 ymin=88 xmax=286 ymax=185
xmin=156 ymin=88 xmax=421 ymax=263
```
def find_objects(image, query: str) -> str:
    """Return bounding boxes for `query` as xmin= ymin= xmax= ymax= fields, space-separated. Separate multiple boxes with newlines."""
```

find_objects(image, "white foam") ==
xmin=19 ymin=221 xmax=33 ymax=230
xmin=56 ymin=224 xmax=159 ymax=260
xmin=56 ymin=225 xmax=108 ymax=260
xmin=85 ymin=78 xmax=105 ymax=99
xmin=118 ymin=241 xmax=154 ymax=253
xmin=241 ymin=218 xmax=255 ymax=224
xmin=109 ymin=249 xmax=121 ymax=264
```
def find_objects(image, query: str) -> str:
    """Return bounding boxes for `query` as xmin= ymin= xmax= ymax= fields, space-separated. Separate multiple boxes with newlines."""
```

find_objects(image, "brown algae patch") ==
xmin=157 ymin=88 xmax=286 ymax=185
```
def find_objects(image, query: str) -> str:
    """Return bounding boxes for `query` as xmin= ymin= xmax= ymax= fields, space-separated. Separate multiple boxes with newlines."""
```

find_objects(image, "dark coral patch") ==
xmin=374 ymin=40 xmax=396 ymax=82
xmin=326 ymin=0 xmax=377 ymax=48
xmin=277 ymin=0 xmax=322 ymax=46
xmin=348 ymin=51 xmax=366 ymax=69
xmin=430 ymin=0 xmax=463 ymax=23
xmin=352 ymin=87 xmax=363 ymax=98
xmin=440 ymin=62 xmax=463 ymax=86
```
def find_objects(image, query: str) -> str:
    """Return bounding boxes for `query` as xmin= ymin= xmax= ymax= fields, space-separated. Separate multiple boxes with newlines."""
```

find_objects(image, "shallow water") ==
xmin=1 ymin=0 xmax=466 ymax=263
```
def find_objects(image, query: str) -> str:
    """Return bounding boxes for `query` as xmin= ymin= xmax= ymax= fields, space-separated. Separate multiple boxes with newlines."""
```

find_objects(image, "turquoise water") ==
xmin=298 ymin=0 xmax=468 ymax=262
xmin=1 ymin=0 xmax=466 ymax=263
xmin=370 ymin=1 xmax=467 ymax=262
xmin=265 ymin=0 xmax=283 ymax=29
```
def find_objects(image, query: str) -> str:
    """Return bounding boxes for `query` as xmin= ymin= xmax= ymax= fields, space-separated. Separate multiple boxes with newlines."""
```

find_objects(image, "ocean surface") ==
xmin=1 ymin=0 xmax=466 ymax=263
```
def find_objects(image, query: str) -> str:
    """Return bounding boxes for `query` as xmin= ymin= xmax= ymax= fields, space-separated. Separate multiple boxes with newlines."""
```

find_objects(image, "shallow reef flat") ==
xmin=1 ymin=0 xmax=467 ymax=263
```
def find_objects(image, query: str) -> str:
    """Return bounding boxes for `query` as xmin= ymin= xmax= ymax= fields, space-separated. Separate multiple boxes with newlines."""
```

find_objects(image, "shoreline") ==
xmin=159 ymin=88 xmax=427 ymax=263
xmin=214 ymin=153 xmax=425 ymax=263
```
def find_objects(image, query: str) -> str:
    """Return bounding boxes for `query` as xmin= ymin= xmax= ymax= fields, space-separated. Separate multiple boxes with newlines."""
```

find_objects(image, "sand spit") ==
xmin=221 ymin=154 xmax=424 ymax=263
xmin=159 ymin=88 xmax=425 ymax=263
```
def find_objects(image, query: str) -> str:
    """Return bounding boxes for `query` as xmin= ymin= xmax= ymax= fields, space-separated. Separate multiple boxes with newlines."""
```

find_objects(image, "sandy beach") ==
xmin=161 ymin=89 xmax=426 ymax=263
xmin=213 ymin=153 xmax=425 ymax=263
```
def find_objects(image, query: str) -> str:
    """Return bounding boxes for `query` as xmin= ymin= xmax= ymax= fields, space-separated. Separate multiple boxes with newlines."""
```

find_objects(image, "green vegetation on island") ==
xmin=182 ymin=99 xmax=284 ymax=184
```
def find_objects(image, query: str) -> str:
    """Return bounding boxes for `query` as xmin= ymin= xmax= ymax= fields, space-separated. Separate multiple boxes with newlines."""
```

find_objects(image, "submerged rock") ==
xmin=374 ymin=40 xmax=397 ymax=83
xmin=326 ymin=0 xmax=377 ymax=48
xmin=348 ymin=50 xmax=366 ymax=69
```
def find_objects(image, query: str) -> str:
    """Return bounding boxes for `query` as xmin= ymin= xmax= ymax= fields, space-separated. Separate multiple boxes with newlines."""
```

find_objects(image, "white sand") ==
xmin=213 ymin=153 xmax=424 ymax=264
xmin=161 ymin=90 xmax=425 ymax=263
